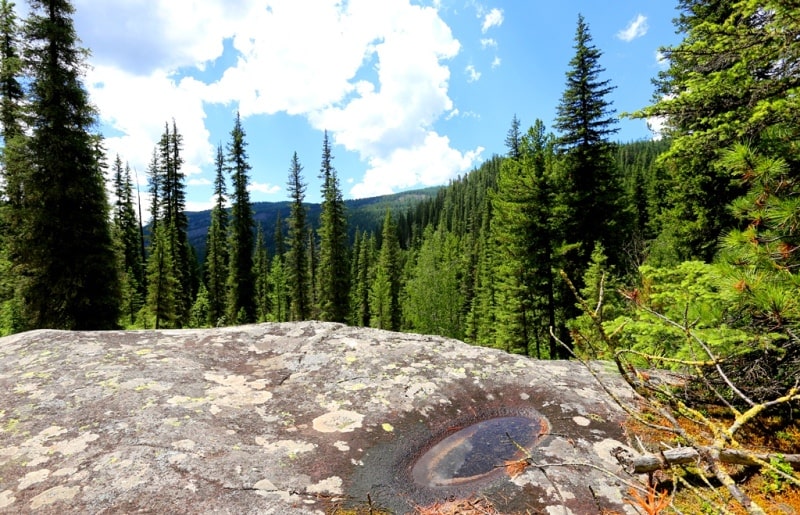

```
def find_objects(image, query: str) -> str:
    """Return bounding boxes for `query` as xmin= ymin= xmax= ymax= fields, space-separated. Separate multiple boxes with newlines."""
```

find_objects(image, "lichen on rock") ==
xmin=0 ymin=321 xmax=638 ymax=514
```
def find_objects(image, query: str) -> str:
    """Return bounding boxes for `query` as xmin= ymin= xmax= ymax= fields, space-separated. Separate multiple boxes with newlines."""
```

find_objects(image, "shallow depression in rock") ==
xmin=411 ymin=416 xmax=543 ymax=487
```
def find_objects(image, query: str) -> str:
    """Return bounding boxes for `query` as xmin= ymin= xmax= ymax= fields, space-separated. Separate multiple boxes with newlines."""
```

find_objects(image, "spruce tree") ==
xmin=370 ymin=210 xmax=401 ymax=330
xmin=0 ymin=1 xmax=24 ymax=334
xmin=316 ymin=131 xmax=349 ymax=322
xmin=145 ymin=224 xmax=178 ymax=329
xmin=204 ymin=144 xmax=228 ymax=326
xmin=286 ymin=151 xmax=310 ymax=320
xmin=554 ymin=14 xmax=627 ymax=273
xmin=111 ymin=156 xmax=145 ymax=326
xmin=226 ymin=112 xmax=256 ymax=323
xmin=156 ymin=121 xmax=191 ymax=325
xmin=14 ymin=0 xmax=120 ymax=329
xmin=636 ymin=0 xmax=799 ymax=261
xmin=253 ymin=223 xmax=270 ymax=322
xmin=492 ymin=120 xmax=559 ymax=357
xmin=147 ymin=148 xmax=161 ymax=231
xmin=0 ymin=0 xmax=23 ymax=204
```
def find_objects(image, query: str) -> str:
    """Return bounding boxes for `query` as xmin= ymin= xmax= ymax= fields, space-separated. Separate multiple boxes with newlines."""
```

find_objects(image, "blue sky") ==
xmin=66 ymin=0 xmax=681 ymax=209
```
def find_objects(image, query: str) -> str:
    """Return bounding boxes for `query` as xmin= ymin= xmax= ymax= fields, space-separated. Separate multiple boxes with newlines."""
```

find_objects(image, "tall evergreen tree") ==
xmin=111 ymin=156 xmax=145 ymax=325
xmin=404 ymin=225 xmax=464 ymax=338
xmin=636 ymin=0 xmax=799 ymax=261
xmin=226 ymin=112 xmax=256 ymax=323
xmin=12 ymin=0 xmax=120 ymax=329
xmin=286 ymin=151 xmax=310 ymax=320
xmin=492 ymin=120 xmax=559 ymax=357
xmin=156 ymin=121 xmax=192 ymax=325
xmin=253 ymin=223 xmax=270 ymax=322
xmin=0 ymin=0 xmax=23 ymax=204
xmin=204 ymin=144 xmax=228 ymax=326
xmin=370 ymin=210 xmax=401 ymax=330
xmin=147 ymin=148 xmax=161 ymax=231
xmin=554 ymin=14 xmax=627 ymax=272
xmin=269 ymin=214 xmax=289 ymax=322
xmin=316 ymin=131 xmax=349 ymax=322
xmin=351 ymin=231 xmax=373 ymax=327
xmin=145 ymin=224 xmax=178 ymax=329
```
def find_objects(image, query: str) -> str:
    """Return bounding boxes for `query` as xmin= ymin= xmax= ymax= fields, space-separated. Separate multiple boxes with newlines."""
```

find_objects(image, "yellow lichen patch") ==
xmin=3 ymin=418 xmax=20 ymax=433
xmin=312 ymin=410 xmax=365 ymax=433
xmin=135 ymin=348 xmax=152 ymax=356
xmin=29 ymin=485 xmax=79 ymax=510
xmin=13 ymin=383 xmax=38 ymax=395
xmin=381 ymin=423 xmax=394 ymax=432
xmin=163 ymin=418 xmax=182 ymax=427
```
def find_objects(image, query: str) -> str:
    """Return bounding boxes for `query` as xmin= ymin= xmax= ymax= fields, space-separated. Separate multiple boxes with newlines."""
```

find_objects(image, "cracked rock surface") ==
xmin=0 ymin=322 xmax=639 ymax=514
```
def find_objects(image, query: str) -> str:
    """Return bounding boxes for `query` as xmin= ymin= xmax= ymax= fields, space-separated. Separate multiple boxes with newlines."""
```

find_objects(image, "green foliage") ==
xmin=370 ymin=211 xmax=401 ymax=331
xmin=190 ymin=283 xmax=210 ymax=328
xmin=226 ymin=112 xmax=256 ymax=323
xmin=286 ymin=151 xmax=310 ymax=321
xmin=403 ymin=226 xmax=464 ymax=339
xmin=605 ymin=261 xmax=755 ymax=363
xmin=634 ymin=0 xmax=800 ymax=260
xmin=11 ymin=0 xmax=120 ymax=329
xmin=492 ymin=119 xmax=560 ymax=357
xmin=316 ymin=131 xmax=350 ymax=323
xmin=145 ymin=224 xmax=179 ymax=329
xmin=204 ymin=144 xmax=228 ymax=326
xmin=569 ymin=243 xmax=625 ymax=359
xmin=253 ymin=223 xmax=271 ymax=323
xmin=761 ymin=455 xmax=794 ymax=495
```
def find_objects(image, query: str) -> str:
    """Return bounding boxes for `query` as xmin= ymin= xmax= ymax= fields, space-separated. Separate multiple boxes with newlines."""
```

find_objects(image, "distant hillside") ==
xmin=186 ymin=186 xmax=442 ymax=260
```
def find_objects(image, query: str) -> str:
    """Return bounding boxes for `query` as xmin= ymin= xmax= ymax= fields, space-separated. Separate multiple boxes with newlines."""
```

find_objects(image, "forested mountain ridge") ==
xmin=185 ymin=187 xmax=442 ymax=260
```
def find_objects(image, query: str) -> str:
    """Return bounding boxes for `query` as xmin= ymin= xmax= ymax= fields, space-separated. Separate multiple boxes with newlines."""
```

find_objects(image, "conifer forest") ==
xmin=1 ymin=0 xmax=800 ymax=510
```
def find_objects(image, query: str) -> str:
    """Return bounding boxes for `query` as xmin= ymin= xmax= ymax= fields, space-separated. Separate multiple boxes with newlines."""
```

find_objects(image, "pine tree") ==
xmin=13 ymin=0 xmax=120 ymax=329
xmin=492 ymin=120 xmax=559 ymax=357
xmin=253 ymin=223 xmax=271 ymax=322
xmin=147 ymin=148 xmax=161 ymax=231
xmin=404 ymin=225 xmax=464 ymax=338
xmin=316 ymin=131 xmax=349 ymax=322
xmin=0 ymin=0 xmax=23 ymax=205
xmin=351 ymin=231 xmax=373 ymax=327
xmin=204 ymin=144 xmax=228 ymax=326
xmin=269 ymin=215 xmax=289 ymax=323
xmin=226 ymin=112 xmax=256 ymax=323
xmin=636 ymin=0 xmax=799 ymax=261
xmin=145 ymin=224 xmax=178 ymax=329
xmin=370 ymin=210 xmax=401 ymax=330
xmin=156 ymin=121 xmax=192 ymax=325
xmin=306 ymin=228 xmax=319 ymax=319
xmin=286 ymin=151 xmax=310 ymax=320
xmin=0 ymin=0 xmax=24 ymax=334
xmin=111 ymin=156 xmax=145 ymax=326
xmin=554 ymin=14 xmax=627 ymax=273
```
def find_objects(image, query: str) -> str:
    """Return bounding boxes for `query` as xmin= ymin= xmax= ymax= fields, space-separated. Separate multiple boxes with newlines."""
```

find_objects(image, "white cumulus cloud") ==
xmin=76 ymin=0 xmax=482 ymax=199
xmin=617 ymin=14 xmax=648 ymax=42
xmin=248 ymin=182 xmax=282 ymax=195
xmin=481 ymin=7 xmax=504 ymax=33
xmin=465 ymin=65 xmax=481 ymax=83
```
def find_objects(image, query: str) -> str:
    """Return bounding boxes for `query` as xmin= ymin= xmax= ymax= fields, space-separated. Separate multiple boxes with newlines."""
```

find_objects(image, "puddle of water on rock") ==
xmin=411 ymin=416 xmax=541 ymax=487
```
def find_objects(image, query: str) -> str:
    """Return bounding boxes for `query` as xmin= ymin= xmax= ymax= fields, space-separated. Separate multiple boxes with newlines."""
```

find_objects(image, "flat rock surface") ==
xmin=0 ymin=322 xmax=639 ymax=514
